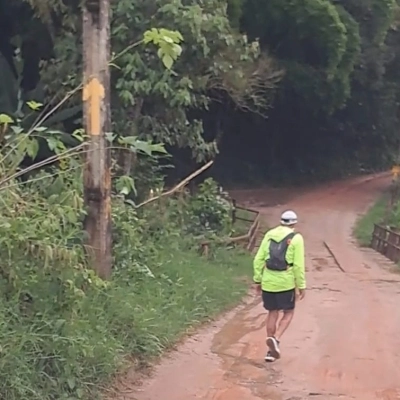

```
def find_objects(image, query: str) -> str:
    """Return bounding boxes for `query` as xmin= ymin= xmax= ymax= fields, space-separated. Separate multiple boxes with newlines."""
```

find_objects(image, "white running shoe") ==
xmin=266 ymin=336 xmax=281 ymax=359
xmin=264 ymin=351 xmax=276 ymax=362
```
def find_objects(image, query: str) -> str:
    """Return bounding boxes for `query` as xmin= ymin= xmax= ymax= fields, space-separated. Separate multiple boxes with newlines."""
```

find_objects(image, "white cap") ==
xmin=281 ymin=210 xmax=298 ymax=225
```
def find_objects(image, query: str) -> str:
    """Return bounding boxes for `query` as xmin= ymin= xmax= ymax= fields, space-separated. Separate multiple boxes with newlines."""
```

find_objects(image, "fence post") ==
xmin=231 ymin=198 xmax=237 ymax=225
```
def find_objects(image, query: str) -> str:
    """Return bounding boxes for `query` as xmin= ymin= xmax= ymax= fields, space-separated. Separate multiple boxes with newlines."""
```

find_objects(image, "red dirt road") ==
xmin=118 ymin=173 xmax=400 ymax=400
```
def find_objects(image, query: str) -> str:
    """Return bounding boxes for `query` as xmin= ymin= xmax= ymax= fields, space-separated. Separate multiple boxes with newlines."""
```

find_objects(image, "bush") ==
xmin=0 ymin=169 xmax=251 ymax=400
xmin=184 ymin=178 xmax=234 ymax=237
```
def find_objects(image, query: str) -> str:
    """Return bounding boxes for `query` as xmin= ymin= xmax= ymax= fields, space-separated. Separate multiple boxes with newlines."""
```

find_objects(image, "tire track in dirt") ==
xmin=115 ymin=172 xmax=400 ymax=400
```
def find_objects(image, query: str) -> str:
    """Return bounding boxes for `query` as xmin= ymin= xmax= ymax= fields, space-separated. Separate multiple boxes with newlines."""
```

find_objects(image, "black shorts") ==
xmin=262 ymin=289 xmax=295 ymax=311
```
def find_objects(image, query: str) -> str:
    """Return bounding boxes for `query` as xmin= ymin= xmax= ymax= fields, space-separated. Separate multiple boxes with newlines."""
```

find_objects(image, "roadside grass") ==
xmin=0 ymin=175 xmax=255 ymax=400
xmin=353 ymin=195 xmax=387 ymax=246
xmin=0 ymin=239 xmax=252 ymax=400
xmin=110 ymin=245 xmax=253 ymax=360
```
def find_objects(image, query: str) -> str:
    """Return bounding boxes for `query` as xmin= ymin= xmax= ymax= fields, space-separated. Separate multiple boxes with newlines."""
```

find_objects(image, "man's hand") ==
xmin=253 ymin=283 xmax=262 ymax=295
xmin=298 ymin=288 xmax=306 ymax=300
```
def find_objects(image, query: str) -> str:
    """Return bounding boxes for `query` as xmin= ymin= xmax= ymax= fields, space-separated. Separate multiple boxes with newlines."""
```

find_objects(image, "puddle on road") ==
xmin=210 ymin=296 xmax=286 ymax=399
xmin=212 ymin=297 xmax=263 ymax=355
xmin=208 ymin=294 xmax=355 ymax=400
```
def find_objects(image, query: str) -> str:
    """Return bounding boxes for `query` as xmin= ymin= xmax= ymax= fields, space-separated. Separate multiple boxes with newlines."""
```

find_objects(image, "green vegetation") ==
xmin=354 ymin=196 xmax=387 ymax=246
xmin=0 ymin=119 xmax=251 ymax=399
xmin=214 ymin=0 xmax=400 ymax=184
xmin=1 ymin=0 xmax=400 ymax=184
xmin=0 ymin=107 xmax=253 ymax=399
xmin=0 ymin=230 xmax=251 ymax=400
xmin=2 ymin=0 xmax=400 ymax=398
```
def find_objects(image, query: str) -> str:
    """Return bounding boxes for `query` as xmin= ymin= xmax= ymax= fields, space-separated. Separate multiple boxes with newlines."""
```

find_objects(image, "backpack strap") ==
xmin=282 ymin=232 xmax=297 ymax=267
xmin=283 ymin=232 xmax=297 ymax=242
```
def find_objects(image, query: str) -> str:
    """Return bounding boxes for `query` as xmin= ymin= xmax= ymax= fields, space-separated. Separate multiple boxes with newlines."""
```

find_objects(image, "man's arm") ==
xmin=253 ymin=234 xmax=269 ymax=284
xmin=293 ymin=234 xmax=306 ymax=290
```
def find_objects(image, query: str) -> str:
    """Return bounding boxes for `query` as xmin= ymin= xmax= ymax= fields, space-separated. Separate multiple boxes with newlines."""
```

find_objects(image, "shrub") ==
xmin=184 ymin=178 xmax=233 ymax=237
xmin=0 ymin=111 xmax=250 ymax=399
xmin=0 ymin=168 xmax=251 ymax=400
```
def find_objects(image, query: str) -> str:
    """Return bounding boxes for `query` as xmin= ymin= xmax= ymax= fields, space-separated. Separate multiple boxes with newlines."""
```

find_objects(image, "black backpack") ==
xmin=266 ymin=232 xmax=297 ymax=271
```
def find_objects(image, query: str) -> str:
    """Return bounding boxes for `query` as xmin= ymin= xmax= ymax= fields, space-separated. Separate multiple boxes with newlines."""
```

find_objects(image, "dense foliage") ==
xmin=0 ymin=0 xmax=279 ymax=179
xmin=1 ymin=0 xmax=400 ymax=184
xmin=0 ymin=114 xmax=250 ymax=399
xmin=0 ymin=1 xmax=267 ymax=396
xmin=214 ymin=0 xmax=400 ymax=184
xmin=0 ymin=180 xmax=250 ymax=399
xmin=1 ymin=0 xmax=400 ymax=397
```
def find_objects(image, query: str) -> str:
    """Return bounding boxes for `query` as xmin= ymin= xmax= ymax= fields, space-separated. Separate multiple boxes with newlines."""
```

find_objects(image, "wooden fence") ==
xmin=201 ymin=203 xmax=260 ymax=256
xmin=371 ymin=224 xmax=400 ymax=263
xmin=230 ymin=205 xmax=260 ymax=252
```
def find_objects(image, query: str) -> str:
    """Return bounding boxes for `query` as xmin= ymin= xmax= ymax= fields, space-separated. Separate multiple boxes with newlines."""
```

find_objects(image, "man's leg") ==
xmin=275 ymin=309 xmax=295 ymax=340
xmin=262 ymin=291 xmax=279 ymax=362
xmin=266 ymin=310 xmax=279 ymax=337
xmin=267 ymin=289 xmax=296 ymax=358
xmin=262 ymin=291 xmax=279 ymax=336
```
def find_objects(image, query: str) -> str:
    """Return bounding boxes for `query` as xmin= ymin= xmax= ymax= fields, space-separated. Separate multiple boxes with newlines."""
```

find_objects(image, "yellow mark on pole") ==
xmin=392 ymin=165 xmax=400 ymax=178
xmin=83 ymin=77 xmax=105 ymax=136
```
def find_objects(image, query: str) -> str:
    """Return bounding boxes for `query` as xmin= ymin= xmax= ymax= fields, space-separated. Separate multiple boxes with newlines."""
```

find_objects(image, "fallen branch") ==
xmin=200 ymin=213 xmax=260 ymax=256
xmin=323 ymin=241 xmax=345 ymax=273
xmin=135 ymin=160 xmax=214 ymax=208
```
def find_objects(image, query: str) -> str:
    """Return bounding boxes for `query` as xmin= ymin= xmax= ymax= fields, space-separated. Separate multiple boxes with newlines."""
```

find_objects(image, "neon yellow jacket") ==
xmin=253 ymin=225 xmax=306 ymax=292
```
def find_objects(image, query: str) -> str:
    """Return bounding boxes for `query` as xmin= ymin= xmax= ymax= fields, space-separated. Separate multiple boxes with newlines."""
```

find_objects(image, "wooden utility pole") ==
xmin=82 ymin=0 xmax=112 ymax=279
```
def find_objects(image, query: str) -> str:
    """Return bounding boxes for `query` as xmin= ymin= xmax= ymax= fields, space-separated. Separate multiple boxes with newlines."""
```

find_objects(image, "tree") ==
xmin=0 ymin=0 xmax=279 ymax=159
xmin=212 ymin=0 xmax=400 ymax=182
xmin=241 ymin=0 xmax=361 ymax=113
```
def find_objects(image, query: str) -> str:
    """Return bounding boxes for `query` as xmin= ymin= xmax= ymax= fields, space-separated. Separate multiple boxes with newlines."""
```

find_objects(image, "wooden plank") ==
xmin=236 ymin=217 xmax=256 ymax=223
xmin=231 ymin=199 xmax=237 ymax=224
xmin=371 ymin=224 xmax=379 ymax=250
xmin=394 ymin=233 xmax=400 ymax=262
xmin=323 ymin=241 xmax=345 ymax=273
xmin=386 ymin=231 xmax=393 ymax=258
xmin=247 ymin=219 xmax=260 ymax=251
xmin=234 ymin=206 xmax=258 ymax=214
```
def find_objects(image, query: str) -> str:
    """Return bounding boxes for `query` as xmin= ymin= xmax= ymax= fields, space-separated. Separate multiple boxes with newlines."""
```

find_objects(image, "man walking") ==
xmin=253 ymin=210 xmax=306 ymax=362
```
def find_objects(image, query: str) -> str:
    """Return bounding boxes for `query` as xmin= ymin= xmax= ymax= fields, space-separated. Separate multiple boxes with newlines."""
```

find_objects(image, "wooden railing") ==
xmin=200 ymin=204 xmax=260 ymax=256
xmin=371 ymin=224 xmax=400 ymax=263
xmin=230 ymin=207 xmax=260 ymax=252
